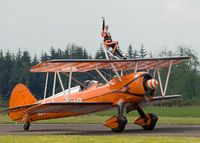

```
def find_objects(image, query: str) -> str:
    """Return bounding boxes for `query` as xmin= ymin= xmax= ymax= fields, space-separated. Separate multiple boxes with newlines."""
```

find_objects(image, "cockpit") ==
xmin=80 ymin=80 xmax=99 ymax=91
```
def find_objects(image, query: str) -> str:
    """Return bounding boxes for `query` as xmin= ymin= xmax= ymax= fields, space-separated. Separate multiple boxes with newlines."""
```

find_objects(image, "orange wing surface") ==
xmin=1 ymin=102 xmax=114 ymax=122
xmin=25 ymin=102 xmax=114 ymax=115
xmin=30 ymin=57 xmax=189 ymax=73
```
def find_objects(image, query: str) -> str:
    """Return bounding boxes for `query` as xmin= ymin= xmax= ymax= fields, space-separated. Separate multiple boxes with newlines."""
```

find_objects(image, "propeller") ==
xmin=143 ymin=76 xmax=159 ymax=102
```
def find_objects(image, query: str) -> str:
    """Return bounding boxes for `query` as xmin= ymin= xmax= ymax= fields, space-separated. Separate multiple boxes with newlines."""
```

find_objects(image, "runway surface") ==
xmin=0 ymin=124 xmax=200 ymax=137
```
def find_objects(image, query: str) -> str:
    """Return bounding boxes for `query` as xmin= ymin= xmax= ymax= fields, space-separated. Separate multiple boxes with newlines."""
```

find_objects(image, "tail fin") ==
xmin=8 ymin=84 xmax=37 ymax=122
xmin=9 ymin=84 xmax=37 ymax=108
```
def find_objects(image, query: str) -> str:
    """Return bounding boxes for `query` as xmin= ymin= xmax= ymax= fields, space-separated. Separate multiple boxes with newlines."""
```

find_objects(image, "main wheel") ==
xmin=111 ymin=116 xmax=127 ymax=132
xmin=23 ymin=122 xmax=30 ymax=131
xmin=142 ymin=113 xmax=158 ymax=131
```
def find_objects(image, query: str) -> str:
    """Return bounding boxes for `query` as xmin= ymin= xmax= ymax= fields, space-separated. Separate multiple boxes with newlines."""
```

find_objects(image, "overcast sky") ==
xmin=0 ymin=0 xmax=200 ymax=57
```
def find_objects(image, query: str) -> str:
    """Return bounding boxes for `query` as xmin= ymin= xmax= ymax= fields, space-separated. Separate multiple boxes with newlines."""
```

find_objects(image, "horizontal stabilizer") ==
xmin=0 ymin=103 xmax=38 ymax=114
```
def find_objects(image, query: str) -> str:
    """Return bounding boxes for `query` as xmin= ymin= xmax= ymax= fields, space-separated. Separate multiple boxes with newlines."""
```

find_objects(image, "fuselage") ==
xmin=41 ymin=72 xmax=149 ymax=104
xmin=9 ymin=71 xmax=155 ymax=122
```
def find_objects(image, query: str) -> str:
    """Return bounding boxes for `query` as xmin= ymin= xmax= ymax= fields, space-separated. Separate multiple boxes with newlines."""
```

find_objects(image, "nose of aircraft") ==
xmin=146 ymin=79 xmax=158 ymax=90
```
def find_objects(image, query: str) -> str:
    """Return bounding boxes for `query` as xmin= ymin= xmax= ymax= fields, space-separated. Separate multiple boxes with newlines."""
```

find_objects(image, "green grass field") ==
xmin=1 ymin=106 xmax=200 ymax=125
xmin=0 ymin=135 xmax=200 ymax=143
xmin=95 ymin=106 xmax=200 ymax=117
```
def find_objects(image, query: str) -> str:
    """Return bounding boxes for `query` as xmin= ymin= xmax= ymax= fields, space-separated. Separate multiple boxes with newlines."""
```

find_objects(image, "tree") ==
xmin=0 ymin=50 xmax=4 ymax=106
xmin=65 ymin=43 xmax=90 ymax=59
xmin=50 ymin=47 xmax=56 ymax=59
xmin=149 ymin=51 xmax=153 ymax=58
xmin=29 ymin=55 xmax=44 ymax=99
xmin=139 ymin=44 xmax=148 ymax=58
xmin=95 ymin=44 xmax=106 ymax=59
xmin=1 ymin=50 xmax=14 ymax=100
xmin=133 ymin=50 xmax=139 ymax=59
xmin=127 ymin=44 xmax=134 ymax=59
xmin=41 ymin=52 xmax=50 ymax=62
xmin=158 ymin=49 xmax=174 ymax=57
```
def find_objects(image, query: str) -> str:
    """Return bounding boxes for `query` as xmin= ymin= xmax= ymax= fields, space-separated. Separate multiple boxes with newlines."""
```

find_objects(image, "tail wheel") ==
xmin=142 ymin=113 xmax=158 ymax=131
xmin=23 ymin=122 xmax=30 ymax=131
xmin=111 ymin=116 xmax=127 ymax=132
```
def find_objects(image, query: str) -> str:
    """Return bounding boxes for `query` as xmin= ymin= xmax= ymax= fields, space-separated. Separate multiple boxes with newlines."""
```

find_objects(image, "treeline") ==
xmin=0 ymin=43 xmax=92 ymax=105
xmin=0 ymin=43 xmax=199 ymax=106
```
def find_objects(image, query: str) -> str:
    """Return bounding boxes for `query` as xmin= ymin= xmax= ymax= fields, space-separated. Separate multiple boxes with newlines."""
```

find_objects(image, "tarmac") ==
xmin=0 ymin=124 xmax=200 ymax=137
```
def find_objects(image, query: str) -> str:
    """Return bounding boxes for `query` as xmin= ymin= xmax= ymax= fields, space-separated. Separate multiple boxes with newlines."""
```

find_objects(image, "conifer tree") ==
xmin=139 ymin=44 xmax=148 ymax=58
xmin=127 ymin=44 xmax=134 ymax=59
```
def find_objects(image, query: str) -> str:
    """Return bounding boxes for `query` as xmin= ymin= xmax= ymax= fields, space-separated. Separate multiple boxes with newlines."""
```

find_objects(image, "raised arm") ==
xmin=102 ymin=16 xmax=105 ymax=31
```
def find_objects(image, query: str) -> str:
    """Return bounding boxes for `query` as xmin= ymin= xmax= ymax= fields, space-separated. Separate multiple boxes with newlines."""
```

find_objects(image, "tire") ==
xmin=23 ymin=122 xmax=30 ymax=131
xmin=142 ymin=113 xmax=158 ymax=131
xmin=111 ymin=116 xmax=127 ymax=132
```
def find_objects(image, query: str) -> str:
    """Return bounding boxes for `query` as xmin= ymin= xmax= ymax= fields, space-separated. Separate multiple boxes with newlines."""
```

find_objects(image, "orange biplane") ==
xmin=0 ymin=55 xmax=189 ymax=132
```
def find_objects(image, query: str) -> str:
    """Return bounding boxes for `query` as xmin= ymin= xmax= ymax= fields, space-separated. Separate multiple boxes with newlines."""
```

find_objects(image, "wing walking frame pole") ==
xmin=52 ymin=72 xmax=57 ymax=102
xmin=103 ymin=43 xmax=120 ymax=60
xmin=111 ymin=63 xmax=122 ymax=82
xmin=163 ymin=60 xmax=173 ymax=96
xmin=57 ymin=72 xmax=68 ymax=102
xmin=95 ymin=69 xmax=109 ymax=83
xmin=43 ymin=72 xmax=49 ymax=103
xmin=107 ymin=50 xmax=120 ymax=59
xmin=156 ymin=69 xmax=164 ymax=96
xmin=67 ymin=65 xmax=73 ymax=102
xmin=103 ymin=45 xmax=110 ymax=60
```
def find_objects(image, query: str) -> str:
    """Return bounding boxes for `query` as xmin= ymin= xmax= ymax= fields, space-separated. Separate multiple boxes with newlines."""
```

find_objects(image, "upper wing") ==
xmin=30 ymin=57 xmax=189 ymax=73
xmin=24 ymin=102 xmax=114 ymax=116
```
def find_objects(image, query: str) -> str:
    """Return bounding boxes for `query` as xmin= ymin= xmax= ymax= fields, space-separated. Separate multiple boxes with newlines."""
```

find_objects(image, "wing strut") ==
xmin=52 ymin=72 xmax=57 ymax=102
xmin=163 ymin=60 xmax=172 ymax=95
xmin=111 ymin=63 xmax=122 ymax=82
xmin=134 ymin=63 xmax=138 ymax=73
xmin=57 ymin=72 xmax=68 ymax=102
xmin=95 ymin=69 xmax=109 ymax=83
xmin=157 ymin=69 xmax=164 ymax=96
xmin=155 ymin=60 xmax=173 ymax=96
xmin=67 ymin=65 xmax=72 ymax=102
xmin=43 ymin=72 xmax=49 ymax=103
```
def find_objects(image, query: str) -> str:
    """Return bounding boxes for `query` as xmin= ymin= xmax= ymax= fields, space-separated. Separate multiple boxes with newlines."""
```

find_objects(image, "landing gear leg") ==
xmin=135 ymin=104 xmax=158 ymax=131
xmin=111 ymin=102 xmax=127 ymax=132
xmin=23 ymin=122 xmax=30 ymax=131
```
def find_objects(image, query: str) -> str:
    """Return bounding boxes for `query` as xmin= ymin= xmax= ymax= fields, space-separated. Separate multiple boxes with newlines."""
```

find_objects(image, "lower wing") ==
xmin=24 ymin=102 xmax=114 ymax=116
xmin=146 ymin=95 xmax=182 ymax=105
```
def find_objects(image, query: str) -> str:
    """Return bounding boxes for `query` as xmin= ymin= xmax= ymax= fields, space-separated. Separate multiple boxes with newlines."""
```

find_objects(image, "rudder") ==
xmin=8 ymin=84 xmax=37 ymax=122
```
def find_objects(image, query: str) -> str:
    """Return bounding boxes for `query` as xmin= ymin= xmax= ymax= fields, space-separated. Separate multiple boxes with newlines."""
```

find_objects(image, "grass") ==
xmin=1 ymin=106 xmax=200 ymax=125
xmin=1 ymin=135 xmax=200 ymax=143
